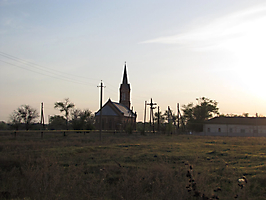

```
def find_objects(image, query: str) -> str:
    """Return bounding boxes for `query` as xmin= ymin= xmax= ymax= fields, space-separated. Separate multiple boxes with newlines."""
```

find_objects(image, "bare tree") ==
xmin=10 ymin=105 xmax=39 ymax=130
xmin=54 ymin=98 xmax=75 ymax=129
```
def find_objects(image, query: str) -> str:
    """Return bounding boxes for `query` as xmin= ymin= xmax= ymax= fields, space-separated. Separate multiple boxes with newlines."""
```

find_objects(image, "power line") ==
xmin=0 ymin=52 xmax=100 ymax=87
xmin=0 ymin=53 xmax=94 ymax=84
xmin=0 ymin=52 xmax=148 ymax=103
xmin=0 ymin=59 xmax=94 ymax=86
xmin=0 ymin=51 xmax=99 ymax=82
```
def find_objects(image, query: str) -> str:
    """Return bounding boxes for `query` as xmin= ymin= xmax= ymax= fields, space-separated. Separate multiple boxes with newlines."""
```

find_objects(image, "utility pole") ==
xmin=167 ymin=106 xmax=175 ymax=134
xmin=149 ymin=104 xmax=152 ymax=129
xmin=147 ymin=98 xmax=157 ymax=133
xmin=40 ymin=102 xmax=45 ymax=138
xmin=97 ymin=80 xmax=105 ymax=141
xmin=40 ymin=102 xmax=45 ymax=127
xmin=177 ymin=103 xmax=180 ymax=129
xmin=167 ymin=106 xmax=170 ymax=123
xmin=158 ymin=106 xmax=160 ymax=132
xmin=143 ymin=101 xmax=147 ymax=133
xmin=177 ymin=103 xmax=186 ymax=132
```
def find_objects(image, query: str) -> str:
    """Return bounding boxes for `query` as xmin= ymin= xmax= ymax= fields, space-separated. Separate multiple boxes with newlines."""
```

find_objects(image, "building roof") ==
xmin=96 ymin=104 xmax=118 ymax=116
xmin=95 ymin=99 xmax=136 ymax=117
xmin=205 ymin=116 xmax=266 ymax=126
xmin=112 ymin=102 xmax=135 ymax=117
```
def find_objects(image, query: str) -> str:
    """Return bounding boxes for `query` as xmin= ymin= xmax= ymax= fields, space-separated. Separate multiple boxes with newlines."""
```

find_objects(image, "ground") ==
xmin=0 ymin=131 xmax=266 ymax=199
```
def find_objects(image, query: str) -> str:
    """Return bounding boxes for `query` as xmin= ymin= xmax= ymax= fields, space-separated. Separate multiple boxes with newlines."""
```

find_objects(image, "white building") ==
xmin=203 ymin=117 xmax=266 ymax=137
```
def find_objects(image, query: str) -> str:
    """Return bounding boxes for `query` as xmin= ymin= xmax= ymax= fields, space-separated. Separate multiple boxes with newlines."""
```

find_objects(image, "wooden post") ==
xmin=40 ymin=102 xmax=45 ymax=128
xmin=143 ymin=101 xmax=147 ymax=133
xmin=177 ymin=103 xmax=180 ymax=130
xmin=152 ymin=106 xmax=155 ymax=134
xmin=147 ymin=98 xmax=157 ymax=134
xmin=98 ymin=80 xmax=105 ymax=141
xmin=40 ymin=102 xmax=45 ymax=138
xmin=151 ymin=99 xmax=155 ymax=134
xmin=158 ymin=106 xmax=160 ymax=132
xmin=149 ymin=101 xmax=152 ymax=131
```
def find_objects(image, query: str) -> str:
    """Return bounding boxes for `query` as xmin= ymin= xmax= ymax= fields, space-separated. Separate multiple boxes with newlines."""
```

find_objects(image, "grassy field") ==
xmin=1 ymin=131 xmax=266 ymax=199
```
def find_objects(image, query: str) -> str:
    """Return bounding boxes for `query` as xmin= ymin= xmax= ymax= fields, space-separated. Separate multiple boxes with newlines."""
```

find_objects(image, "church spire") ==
xmin=119 ymin=62 xmax=131 ymax=108
xmin=122 ymin=62 xmax=128 ymax=84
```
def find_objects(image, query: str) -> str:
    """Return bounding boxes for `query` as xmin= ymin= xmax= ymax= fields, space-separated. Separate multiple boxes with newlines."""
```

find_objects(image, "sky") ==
xmin=1 ymin=0 xmax=266 ymax=123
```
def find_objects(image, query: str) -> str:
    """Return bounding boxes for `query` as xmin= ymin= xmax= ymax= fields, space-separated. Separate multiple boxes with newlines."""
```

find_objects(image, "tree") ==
xmin=154 ymin=110 xmax=165 ymax=132
xmin=220 ymin=113 xmax=249 ymax=117
xmin=9 ymin=105 xmax=39 ymax=130
xmin=182 ymin=97 xmax=219 ymax=132
xmin=163 ymin=108 xmax=179 ymax=134
xmin=154 ymin=110 xmax=166 ymax=124
xmin=70 ymin=109 xmax=94 ymax=130
xmin=154 ymin=108 xmax=179 ymax=134
xmin=9 ymin=112 xmax=22 ymax=130
xmin=0 ymin=121 xmax=9 ymax=130
xmin=54 ymin=98 xmax=75 ymax=129
xmin=48 ymin=115 xmax=66 ymax=130
xmin=163 ymin=108 xmax=178 ymax=125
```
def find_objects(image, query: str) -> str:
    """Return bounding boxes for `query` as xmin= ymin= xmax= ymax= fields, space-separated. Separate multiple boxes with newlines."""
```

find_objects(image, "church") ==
xmin=95 ymin=63 xmax=137 ymax=130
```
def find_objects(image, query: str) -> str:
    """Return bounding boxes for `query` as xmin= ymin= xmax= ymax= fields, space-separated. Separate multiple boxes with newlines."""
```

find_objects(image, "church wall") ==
xmin=95 ymin=116 xmax=122 ymax=130
xmin=95 ymin=115 xmax=136 ymax=131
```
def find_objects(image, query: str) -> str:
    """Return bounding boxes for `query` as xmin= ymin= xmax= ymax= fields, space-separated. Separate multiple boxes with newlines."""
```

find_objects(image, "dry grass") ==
xmin=1 ymin=131 xmax=266 ymax=199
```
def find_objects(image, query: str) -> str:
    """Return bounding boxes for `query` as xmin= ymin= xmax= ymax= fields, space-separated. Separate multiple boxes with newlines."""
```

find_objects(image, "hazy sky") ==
xmin=1 ymin=0 xmax=266 ymax=122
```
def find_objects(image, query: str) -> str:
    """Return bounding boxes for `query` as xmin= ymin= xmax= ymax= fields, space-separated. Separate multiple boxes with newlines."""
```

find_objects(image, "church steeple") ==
xmin=119 ymin=62 xmax=131 ymax=108
xmin=122 ymin=62 xmax=128 ymax=84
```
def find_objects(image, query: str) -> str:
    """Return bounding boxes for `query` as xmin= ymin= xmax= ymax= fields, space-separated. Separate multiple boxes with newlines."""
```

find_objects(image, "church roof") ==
xmin=95 ymin=99 xmax=136 ymax=117
xmin=95 ymin=103 xmax=118 ymax=116
xmin=112 ymin=102 xmax=135 ymax=117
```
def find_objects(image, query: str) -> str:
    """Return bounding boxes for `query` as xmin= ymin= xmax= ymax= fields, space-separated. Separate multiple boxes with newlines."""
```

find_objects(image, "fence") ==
xmin=0 ymin=129 xmax=143 ymax=140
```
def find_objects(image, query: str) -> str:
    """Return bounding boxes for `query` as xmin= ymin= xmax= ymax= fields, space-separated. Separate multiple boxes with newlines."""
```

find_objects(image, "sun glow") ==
xmin=142 ymin=4 xmax=266 ymax=102
xmin=220 ymin=10 xmax=266 ymax=99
